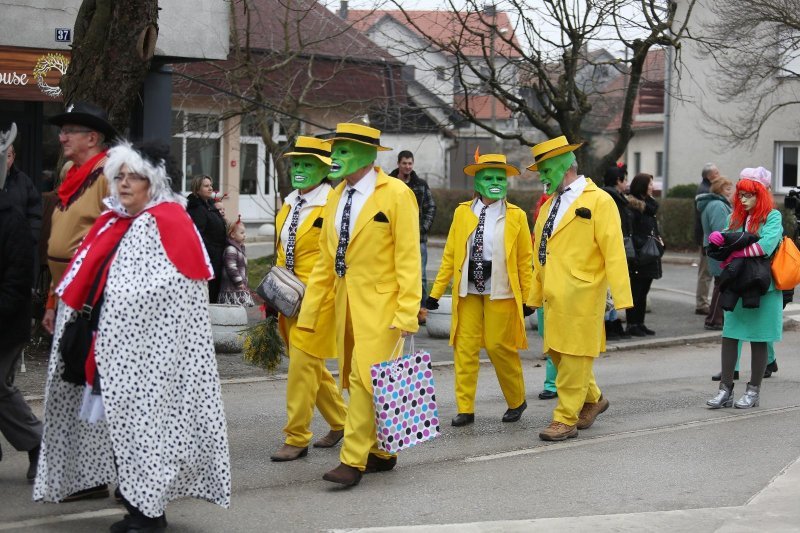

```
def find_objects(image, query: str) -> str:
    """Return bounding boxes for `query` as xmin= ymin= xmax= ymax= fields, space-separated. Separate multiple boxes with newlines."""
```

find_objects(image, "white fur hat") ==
xmin=105 ymin=140 xmax=186 ymax=207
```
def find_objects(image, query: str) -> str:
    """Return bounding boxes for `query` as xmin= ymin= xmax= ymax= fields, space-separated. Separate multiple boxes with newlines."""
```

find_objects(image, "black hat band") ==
xmin=291 ymin=146 xmax=331 ymax=157
xmin=334 ymin=132 xmax=381 ymax=146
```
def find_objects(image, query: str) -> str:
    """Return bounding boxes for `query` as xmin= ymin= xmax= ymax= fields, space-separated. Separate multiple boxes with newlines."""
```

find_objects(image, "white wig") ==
xmin=105 ymin=141 xmax=186 ymax=207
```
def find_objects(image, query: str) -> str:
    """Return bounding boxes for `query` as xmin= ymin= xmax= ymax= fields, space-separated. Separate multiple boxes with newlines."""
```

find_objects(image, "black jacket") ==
xmin=388 ymin=169 xmax=436 ymax=241
xmin=601 ymin=186 xmax=632 ymax=236
xmin=708 ymin=232 xmax=771 ymax=310
xmin=186 ymin=194 xmax=227 ymax=272
xmin=0 ymin=192 xmax=33 ymax=345
xmin=1 ymin=165 xmax=42 ymax=245
xmin=627 ymin=195 xmax=663 ymax=279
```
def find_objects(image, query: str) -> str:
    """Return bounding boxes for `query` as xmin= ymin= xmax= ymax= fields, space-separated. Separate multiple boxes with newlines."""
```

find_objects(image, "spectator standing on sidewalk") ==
xmin=0 ymin=125 xmax=42 ymax=482
xmin=389 ymin=150 xmax=436 ymax=325
xmin=694 ymin=163 xmax=721 ymax=315
xmin=698 ymin=177 xmax=734 ymax=330
xmin=3 ymin=142 xmax=42 ymax=248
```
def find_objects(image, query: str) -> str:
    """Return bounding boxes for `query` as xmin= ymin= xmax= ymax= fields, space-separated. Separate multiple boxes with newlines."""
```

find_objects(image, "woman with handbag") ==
xmin=625 ymin=173 xmax=664 ymax=336
xmin=186 ymin=175 xmax=227 ymax=303
xmin=33 ymin=141 xmax=231 ymax=532
xmin=706 ymin=167 xmax=783 ymax=410
xmin=269 ymin=136 xmax=347 ymax=462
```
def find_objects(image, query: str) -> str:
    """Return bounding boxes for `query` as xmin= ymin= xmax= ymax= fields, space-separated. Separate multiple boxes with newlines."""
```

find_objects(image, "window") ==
xmin=171 ymin=110 xmax=222 ymax=192
xmin=435 ymin=66 xmax=447 ymax=81
xmin=776 ymin=142 xmax=799 ymax=192
xmin=656 ymin=151 xmax=664 ymax=179
xmin=778 ymin=30 xmax=800 ymax=78
xmin=634 ymin=152 xmax=641 ymax=175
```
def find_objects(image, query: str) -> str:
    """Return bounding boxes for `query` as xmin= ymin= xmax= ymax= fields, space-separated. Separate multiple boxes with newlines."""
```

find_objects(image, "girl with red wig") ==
xmin=706 ymin=167 xmax=783 ymax=410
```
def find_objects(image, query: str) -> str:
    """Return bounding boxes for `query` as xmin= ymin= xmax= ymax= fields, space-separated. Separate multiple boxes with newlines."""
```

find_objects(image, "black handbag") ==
xmin=59 ymin=243 xmax=119 ymax=385
xmin=636 ymin=231 xmax=664 ymax=265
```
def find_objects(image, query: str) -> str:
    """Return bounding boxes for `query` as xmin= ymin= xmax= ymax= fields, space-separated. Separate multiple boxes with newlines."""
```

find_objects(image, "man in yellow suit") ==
xmin=527 ymin=136 xmax=632 ymax=441
xmin=270 ymin=136 xmax=347 ymax=462
xmin=426 ymin=153 xmax=532 ymax=427
xmin=298 ymin=123 xmax=421 ymax=487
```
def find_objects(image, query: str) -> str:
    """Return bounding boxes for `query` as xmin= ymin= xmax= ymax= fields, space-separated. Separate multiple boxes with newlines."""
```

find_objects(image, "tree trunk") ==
xmin=60 ymin=0 xmax=159 ymax=135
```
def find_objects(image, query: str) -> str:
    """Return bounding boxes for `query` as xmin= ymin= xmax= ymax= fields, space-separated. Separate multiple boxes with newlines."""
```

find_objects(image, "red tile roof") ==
xmin=347 ymin=9 xmax=523 ymax=58
xmin=454 ymin=94 xmax=512 ymax=120
xmin=605 ymin=48 xmax=665 ymax=131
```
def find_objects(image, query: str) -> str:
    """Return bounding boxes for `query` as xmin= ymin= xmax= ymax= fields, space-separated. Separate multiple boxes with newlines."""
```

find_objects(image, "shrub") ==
xmin=429 ymin=188 xmax=541 ymax=236
xmin=657 ymin=198 xmax=695 ymax=249
xmin=666 ymin=184 xmax=698 ymax=198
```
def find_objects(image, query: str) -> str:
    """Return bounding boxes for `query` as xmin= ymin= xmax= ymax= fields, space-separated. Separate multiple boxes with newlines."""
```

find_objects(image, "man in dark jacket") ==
xmin=389 ymin=150 xmax=436 ymax=323
xmin=3 ymin=144 xmax=43 ymax=245
xmin=694 ymin=163 xmax=720 ymax=314
xmin=0 ymin=190 xmax=42 ymax=482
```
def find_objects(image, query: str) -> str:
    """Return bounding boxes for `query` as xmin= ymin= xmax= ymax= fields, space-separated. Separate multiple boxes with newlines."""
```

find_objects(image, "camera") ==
xmin=785 ymin=188 xmax=800 ymax=212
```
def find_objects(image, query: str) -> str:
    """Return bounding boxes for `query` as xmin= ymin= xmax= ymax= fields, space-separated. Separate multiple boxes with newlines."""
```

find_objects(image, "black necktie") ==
xmin=472 ymin=204 xmax=488 ymax=293
xmin=335 ymin=188 xmax=356 ymax=277
xmin=538 ymin=188 xmax=569 ymax=265
xmin=285 ymin=197 xmax=305 ymax=273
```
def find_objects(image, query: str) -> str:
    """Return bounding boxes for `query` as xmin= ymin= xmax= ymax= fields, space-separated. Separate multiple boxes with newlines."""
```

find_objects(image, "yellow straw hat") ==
xmin=327 ymin=123 xmax=392 ymax=151
xmin=282 ymin=136 xmax=332 ymax=165
xmin=526 ymin=135 xmax=583 ymax=171
xmin=464 ymin=153 xmax=520 ymax=177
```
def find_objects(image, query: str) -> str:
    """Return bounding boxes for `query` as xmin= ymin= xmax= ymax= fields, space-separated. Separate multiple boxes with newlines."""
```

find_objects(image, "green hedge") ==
xmin=430 ymin=189 xmax=539 ymax=236
xmin=657 ymin=198 xmax=696 ymax=249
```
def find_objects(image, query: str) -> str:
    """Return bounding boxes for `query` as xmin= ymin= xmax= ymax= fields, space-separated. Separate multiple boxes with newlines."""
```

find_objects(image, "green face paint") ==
xmin=329 ymin=140 xmax=377 ymax=179
xmin=537 ymin=152 xmax=575 ymax=195
xmin=290 ymin=155 xmax=329 ymax=190
xmin=474 ymin=167 xmax=508 ymax=200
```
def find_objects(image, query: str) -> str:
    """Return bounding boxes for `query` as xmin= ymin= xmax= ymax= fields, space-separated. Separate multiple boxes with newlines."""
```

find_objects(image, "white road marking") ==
xmin=0 ymin=508 xmax=124 ymax=531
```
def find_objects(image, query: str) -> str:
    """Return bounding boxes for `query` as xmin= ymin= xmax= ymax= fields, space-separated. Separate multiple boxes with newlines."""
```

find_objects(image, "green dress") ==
xmin=721 ymin=209 xmax=783 ymax=342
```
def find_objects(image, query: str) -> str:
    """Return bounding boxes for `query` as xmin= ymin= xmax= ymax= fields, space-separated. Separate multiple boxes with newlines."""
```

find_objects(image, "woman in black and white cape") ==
xmin=34 ymin=141 xmax=231 ymax=532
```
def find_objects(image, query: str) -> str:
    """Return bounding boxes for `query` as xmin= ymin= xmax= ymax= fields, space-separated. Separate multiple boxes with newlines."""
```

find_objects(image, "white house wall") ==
xmin=669 ymin=0 xmax=800 ymax=189
xmin=625 ymin=128 xmax=664 ymax=182
xmin=0 ymin=0 xmax=229 ymax=60
xmin=376 ymin=133 xmax=450 ymax=189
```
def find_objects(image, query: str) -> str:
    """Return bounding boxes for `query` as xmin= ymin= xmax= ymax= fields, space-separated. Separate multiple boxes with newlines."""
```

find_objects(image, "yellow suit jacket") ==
xmin=297 ymin=167 xmax=422 ymax=389
xmin=527 ymin=178 xmax=632 ymax=357
xmin=430 ymin=200 xmax=533 ymax=349
xmin=275 ymin=187 xmax=337 ymax=358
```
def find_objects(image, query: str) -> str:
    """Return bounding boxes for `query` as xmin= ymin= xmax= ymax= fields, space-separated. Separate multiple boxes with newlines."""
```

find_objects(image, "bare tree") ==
xmin=696 ymin=0 xmax=800 ymax=147
xmin=61 ymin=0 xmax=159 ymax=133
xmin=392 ymin=0 xmax=696 ymax=176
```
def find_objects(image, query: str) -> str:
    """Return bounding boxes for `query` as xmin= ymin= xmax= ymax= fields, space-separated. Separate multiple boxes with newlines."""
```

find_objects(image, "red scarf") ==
xmin=57 ymin=150 xmax=108 ymax=206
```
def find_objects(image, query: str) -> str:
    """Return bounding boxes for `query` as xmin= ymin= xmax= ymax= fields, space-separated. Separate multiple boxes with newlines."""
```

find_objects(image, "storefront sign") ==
xmin=0 ymin=46 xmax=70 ymax=101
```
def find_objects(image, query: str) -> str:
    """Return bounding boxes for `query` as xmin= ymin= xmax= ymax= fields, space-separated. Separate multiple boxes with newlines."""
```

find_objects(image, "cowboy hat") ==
xmin=49 ymin=101 xmax=118 ymax=141
xmin=526 ymin=135 xmax=583 ymax=171
xmin=464 ymin=153 xmax=520 ymax=177
xmin=282 ymin=136 xmax=332 ymax=166
xmin=327 ymin=123 xmax=392 ymax=151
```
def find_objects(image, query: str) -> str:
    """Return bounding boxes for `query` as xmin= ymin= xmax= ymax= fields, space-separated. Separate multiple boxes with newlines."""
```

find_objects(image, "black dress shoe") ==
xmin=451 ymin=413 xmax=475 ymax=427
xmin=711 ymin=370 xmax=739 ymax=381
xmin=641 ymin=325 xmax=655 ymax=335
xmin=364 ymin=453 xmax=397 ymax=474
xmin=502 ymin=401 xmax=527 ymax=422
xmin=538 ymin=390 xmax=558 ymax=400
xmin=110 ymin=513 xmax=167 ymax=533
xmin=764 ymin=360 xmax=778 ymax=378
xmin=626 ymin=325 xmax=647 ymax=337
xmin=26 ymin=445 xmax=40 ymax=482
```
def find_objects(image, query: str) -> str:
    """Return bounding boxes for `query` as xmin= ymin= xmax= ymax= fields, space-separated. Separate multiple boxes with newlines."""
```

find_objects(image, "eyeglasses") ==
xmin=738 ymin=192 xmax=755 ymax=200
xmin=58 ymin=127 xmax=93 ymax=136
xmin=113 ymin=173 xmax=149 ymax=184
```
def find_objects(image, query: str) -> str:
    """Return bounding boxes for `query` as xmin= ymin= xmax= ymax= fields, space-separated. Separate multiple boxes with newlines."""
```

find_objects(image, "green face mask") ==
xmin=538 ymin=152 xmax=575 ymax=195
xmin=290 ymin=155 xmax=329 ymax=190
xmin=329 ymin=140 xmax=377 ymax=179
xmin=474 ymin=167 xmax=508 ymax=200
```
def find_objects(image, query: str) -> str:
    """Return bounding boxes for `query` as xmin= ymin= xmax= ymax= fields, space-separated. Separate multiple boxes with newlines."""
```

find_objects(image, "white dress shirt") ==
xmin=547 ymin=175 xmax=588 ymax=231
xmin=462 ymin=198 xmax=511 ymax=297
xmin=335 ymin=167 xmax=377 ymax=237
xmin=280 ymin=182 xmax=332 ymax=253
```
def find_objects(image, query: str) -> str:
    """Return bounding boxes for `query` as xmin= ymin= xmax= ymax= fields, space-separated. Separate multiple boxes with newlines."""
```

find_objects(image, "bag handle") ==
xmin=79 ymin=240 xmax=123 ymax=319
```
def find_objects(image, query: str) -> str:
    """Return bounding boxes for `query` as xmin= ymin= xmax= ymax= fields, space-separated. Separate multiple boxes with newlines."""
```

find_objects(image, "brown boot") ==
xmin=538 ymin=421 xmax=578 ymax=441
xmin=313 ymin=429 xmax=344 ymax=448
xmin=576 ymin=396 xmax=609 ymax=430
xmin=270 ymin=444 xmax=308 ymax=462
xmin=364 ymin=453 xmax=397 ymax=474
xmin=322 ymin=463 xmax=362 ymax=487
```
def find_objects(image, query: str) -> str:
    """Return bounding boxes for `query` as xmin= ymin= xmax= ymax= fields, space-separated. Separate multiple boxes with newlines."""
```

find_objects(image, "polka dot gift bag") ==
xmin=370 ymin=336 xmax=441 ymax=453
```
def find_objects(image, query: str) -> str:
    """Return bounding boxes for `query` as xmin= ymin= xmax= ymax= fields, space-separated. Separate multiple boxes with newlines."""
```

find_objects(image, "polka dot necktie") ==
xmin=335 ymin=188 xmax=357 ymax=277
xmin=285 ymin=197 xmax=305 ymax=273
xmin=472 ymin=204 xmax=488 ymax=293
xmin=538 ymin=188 xmax=569 ymax=266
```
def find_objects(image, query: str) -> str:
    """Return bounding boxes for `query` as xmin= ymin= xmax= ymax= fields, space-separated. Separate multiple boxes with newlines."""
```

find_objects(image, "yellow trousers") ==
xmin=453 ymin=294 xmax=526 ymax=414
xmin=549 ymin=350 xmax=601 ymax=426
xmin=283 ymin=345 xmax=347 ymax=448
xmin=339 ymin=306 xmax=396 ymax=470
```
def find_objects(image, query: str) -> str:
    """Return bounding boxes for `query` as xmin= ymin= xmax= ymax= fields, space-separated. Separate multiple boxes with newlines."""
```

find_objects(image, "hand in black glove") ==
xmin=522 ymin=304 xmax=534 ymax=317
xmin=425 ymin=296 xmax=439 ymax=310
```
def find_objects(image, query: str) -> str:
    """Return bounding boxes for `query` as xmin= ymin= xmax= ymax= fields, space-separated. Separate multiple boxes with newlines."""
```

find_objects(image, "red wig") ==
xmin=728 ymin=179 xmax=773 ymax=232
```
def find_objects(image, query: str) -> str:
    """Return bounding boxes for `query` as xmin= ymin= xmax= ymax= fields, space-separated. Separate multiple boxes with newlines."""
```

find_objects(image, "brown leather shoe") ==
xmin=539 ymin=421 xmax=578 ymax=441
xmin=576 ymin=396 xmax=610 ymax=430
xmin=313 ymin=429 xmax=344 ymax=448
xmin=322 ymin=463 xmax=362 ymax=487
xmin=364 ymin=453 xmax=397 ymax=474
xmin=270 ymin=444 xmax=308 ymax=462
